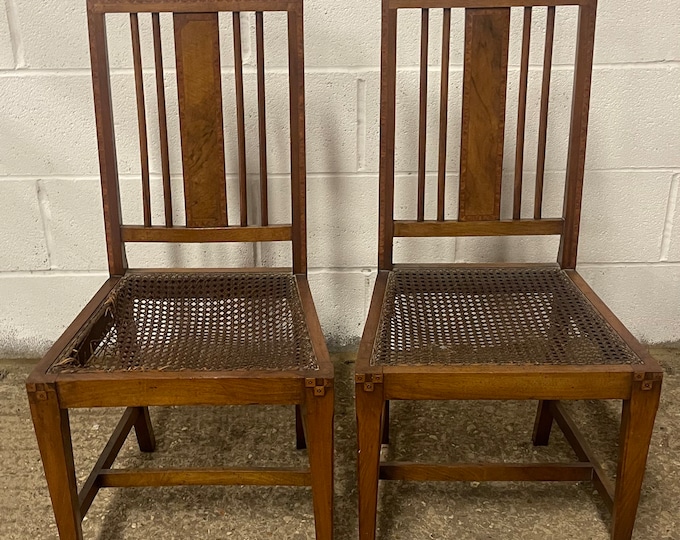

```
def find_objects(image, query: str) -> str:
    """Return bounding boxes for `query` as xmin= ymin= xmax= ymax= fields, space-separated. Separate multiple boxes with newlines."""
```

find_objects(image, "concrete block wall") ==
xmin=1 ymin=0 xmax=680 ymax=357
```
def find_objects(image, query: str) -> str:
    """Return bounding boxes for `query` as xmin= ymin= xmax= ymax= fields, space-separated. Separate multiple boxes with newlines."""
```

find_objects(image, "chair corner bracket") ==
xmin=26 ymin=382 xmax=56 ymax=402
xmin=355 ymin=373 xmax=383 ymax=392
xmin=305 ymin=377 xmax=332 ymax=397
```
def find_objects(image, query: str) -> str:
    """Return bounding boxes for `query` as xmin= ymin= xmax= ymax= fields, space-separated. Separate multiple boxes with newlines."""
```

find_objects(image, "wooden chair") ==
xmin=356 ymin=1 xmax=662 ymax=539
xmin=26 ymin=1 xmax=333 ymax=538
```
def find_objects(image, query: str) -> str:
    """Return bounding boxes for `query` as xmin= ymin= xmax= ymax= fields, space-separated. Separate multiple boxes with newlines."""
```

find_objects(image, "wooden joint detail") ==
xmin=634 ymin=371 xmax=664 ymax=390
xmin=305 ymin=377 xmax=330 ymax=397
xmin=356 ymin=373 xmax=383 ymax=392
xmin=26 ymin=382 xmax=54 ymax=401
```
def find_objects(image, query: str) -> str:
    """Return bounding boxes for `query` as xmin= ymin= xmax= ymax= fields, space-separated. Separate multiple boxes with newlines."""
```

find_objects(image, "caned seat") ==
xmin=355 ymin=1 xmax=663 ymax=539
xmin=49 ymin=273 xmax=318 ymax=374
xmin=371 ymin=267 xmax=641 ymax=367
xmin=26 ymin=1 xmax=334 ymax=539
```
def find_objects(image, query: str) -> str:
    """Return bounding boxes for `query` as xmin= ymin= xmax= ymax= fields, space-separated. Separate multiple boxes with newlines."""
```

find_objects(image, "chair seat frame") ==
xmin=357 ymin=266 xmax=662 ymax=540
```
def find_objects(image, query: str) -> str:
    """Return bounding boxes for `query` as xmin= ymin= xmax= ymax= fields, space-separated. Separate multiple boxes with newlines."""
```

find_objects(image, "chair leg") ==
xmin=356 ymin=380 xmax=384 ymax=540
xmin=532 ymin=400 xmax=555 ymax=446
xmin=303 ymin=387 xmax=334 ymax=540
xmin=133 ymin=406 xmax=156 ymax=452
xmin=382 ymin=400 xmax=390 ymax=445
xmin=296 ymin=404 xmax=307 ymax=450
xmin=611 ymin=379 xmax=662 ymax=540
xmin=27 ymin=384 xmax=83 ymax=540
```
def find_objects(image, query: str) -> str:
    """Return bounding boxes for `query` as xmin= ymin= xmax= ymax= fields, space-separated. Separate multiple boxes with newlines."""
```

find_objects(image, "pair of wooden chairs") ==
xmin=26 ymin=0 xmax=662 ymax=539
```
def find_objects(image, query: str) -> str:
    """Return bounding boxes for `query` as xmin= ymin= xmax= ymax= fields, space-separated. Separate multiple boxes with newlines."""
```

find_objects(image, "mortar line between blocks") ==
xmin=35 ymin=180 xmax=54 ymax=270
xmin=0 ymin=270 xmax=109 ymax=278
xmin=4 ymin=0 xmax=25 ymax=69
xmin=660 ymin=174 xmax=680 ymax=261
xmin=2 ymin=61 xmax=680 ymax=77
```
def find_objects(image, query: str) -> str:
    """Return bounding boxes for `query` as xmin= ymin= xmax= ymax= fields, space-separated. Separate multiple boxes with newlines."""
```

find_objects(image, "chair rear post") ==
xmin=378 ymin=0 xmax=398 ymax=271
xmin=558 ymin=0 xmax=597 ymax=269
xmin=288 ymin=2 xmax=308 ymax=274
xmin=88 ymin=5 xmax=127 ymax=276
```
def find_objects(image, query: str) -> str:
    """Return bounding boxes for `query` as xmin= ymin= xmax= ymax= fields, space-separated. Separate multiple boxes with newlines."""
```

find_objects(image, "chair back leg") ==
xmin=133 ymin=406 xmax=156 ymax=452
xmin=532 ymin=399 xmax=555 ymax=446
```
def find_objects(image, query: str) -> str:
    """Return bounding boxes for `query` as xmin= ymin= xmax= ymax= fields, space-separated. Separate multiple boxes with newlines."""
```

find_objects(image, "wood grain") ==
xmin=551 ymin=401 xmax=615 ymax=511
xmin=534 ymin=5 xmax=555 ymax=219
xmin=174 ymin=12 xmax=228 ymax=227
xmin=288 ymin=6 xmax=307 ymax=274
xmin=394 ymin=218 xmax=563 ymax=237
xmin=122 ymin=224 xmax=292 ymax=243
xmin=437 ymin=8 xmax=451 ymax=221
xmin=98 ymin=467 xmax=312 ymax=487
xmin=90 ymin=0 xmax=299 ymax=12
xmin=130 ymin=13 xmax=151 ymax=226
xmin=380 ymin=462 xmax=594 ymax=482
xmin=88 ymin=10 xmax=126 ymax=275
xmin=378 ymin=5 xmax=398 ymax=270
xmin=233 ymin=11 xmax=248 ymax=226
xmin=513 ymin=6 xmax=531 ymax=219
xmin=459 ymin=7 xmax=510 ymax=221
xmin=152 ymin=13 xmax=173 ymax=226
xmin=557 ymin=2 xmax=596 ymax=268
xmin=417 ymin=8 xmax=429 ymax=222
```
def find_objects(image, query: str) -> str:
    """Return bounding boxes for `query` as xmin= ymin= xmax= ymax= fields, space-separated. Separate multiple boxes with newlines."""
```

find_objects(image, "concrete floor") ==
xmin=1 ymin=350 xmax=679 ymax=539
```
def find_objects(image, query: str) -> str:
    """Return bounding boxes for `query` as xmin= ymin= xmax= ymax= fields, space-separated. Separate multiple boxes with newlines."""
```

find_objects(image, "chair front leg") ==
xmin=303 ymin=385 xmax=334 ymax=540
xmin=356 ymin=378 xmax=384 ymax=540
xmin=27 ymin=383 xmax=83 ymax=540
xmin=611 ymin=378 xmax=662 ymax=540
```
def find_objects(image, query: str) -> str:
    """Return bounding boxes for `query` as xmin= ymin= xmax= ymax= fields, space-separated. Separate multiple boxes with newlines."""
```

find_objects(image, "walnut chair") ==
xmin=356 ymin=1 xmax=662 ymax=539
xmin=26 ymin=1 xmax=334 ymax=538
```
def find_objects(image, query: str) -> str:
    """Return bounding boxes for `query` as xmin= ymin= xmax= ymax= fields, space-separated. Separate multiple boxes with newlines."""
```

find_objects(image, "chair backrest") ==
xmin=377 ymin=0 xmax=598 ymax=270
xmin=87 ymin=0 xmax=307 ymax=275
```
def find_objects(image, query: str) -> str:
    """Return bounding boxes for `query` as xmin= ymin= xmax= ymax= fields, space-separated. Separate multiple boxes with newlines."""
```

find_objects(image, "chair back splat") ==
xmin=88 ymin=0 xmax=307 ymax=275
xmin=378 ymin=0 xmax=597 ymax=270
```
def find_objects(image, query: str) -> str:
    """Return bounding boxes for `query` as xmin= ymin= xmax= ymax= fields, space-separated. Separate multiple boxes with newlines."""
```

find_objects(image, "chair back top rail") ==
xmin=378 ymin=0 xmax=597 ymax=270
xmin=87 ymin=0 xmax=307 ymax=275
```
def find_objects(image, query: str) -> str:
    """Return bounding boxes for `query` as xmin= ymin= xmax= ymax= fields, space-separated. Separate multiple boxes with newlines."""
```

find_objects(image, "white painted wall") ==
xmin=1 ymin=0 xmax=679 ymax=357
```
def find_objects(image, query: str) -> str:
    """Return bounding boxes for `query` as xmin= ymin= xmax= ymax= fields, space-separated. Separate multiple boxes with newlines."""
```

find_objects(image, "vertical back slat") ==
xmin=458 ymin=8 xmax=511 ymax=222
xmin=174 ymin=12 xmax=228 ymax=228
xmin=513 ymin=6 xmax=531 ymax=220
xmin=233 ymin=12 xmax=248 ymax=226
xmin=152 ymin=13 xmax=173 ymax=227
xmin=436 ymin=7 xmax=451 ymax=222
xmin=417 ymin=8 xmax=429 ymax=222
xmin=558 ymin=2 xmax=597 ymax=269
xmin=288 ymin=6 xmax=307 ymax=273
xmin=534 ymin=5 xmax=555 ymax=220
xmin=130 ymin=13 xmax=152 ymax=226
xmin=88 ymin=10 xmax=126 ymax=274
xmin=256 ymin=11 xmax=269 ymax=226
xmin=378 ymin=4 xmax=398 ymax=270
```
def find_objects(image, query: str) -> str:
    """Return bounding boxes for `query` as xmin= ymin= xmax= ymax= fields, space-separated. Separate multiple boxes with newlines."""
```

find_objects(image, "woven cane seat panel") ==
xmin=371 ymin=268 xmax=642 ymax=367
xmin=49 ymin=273 xmax=318 ymax=373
